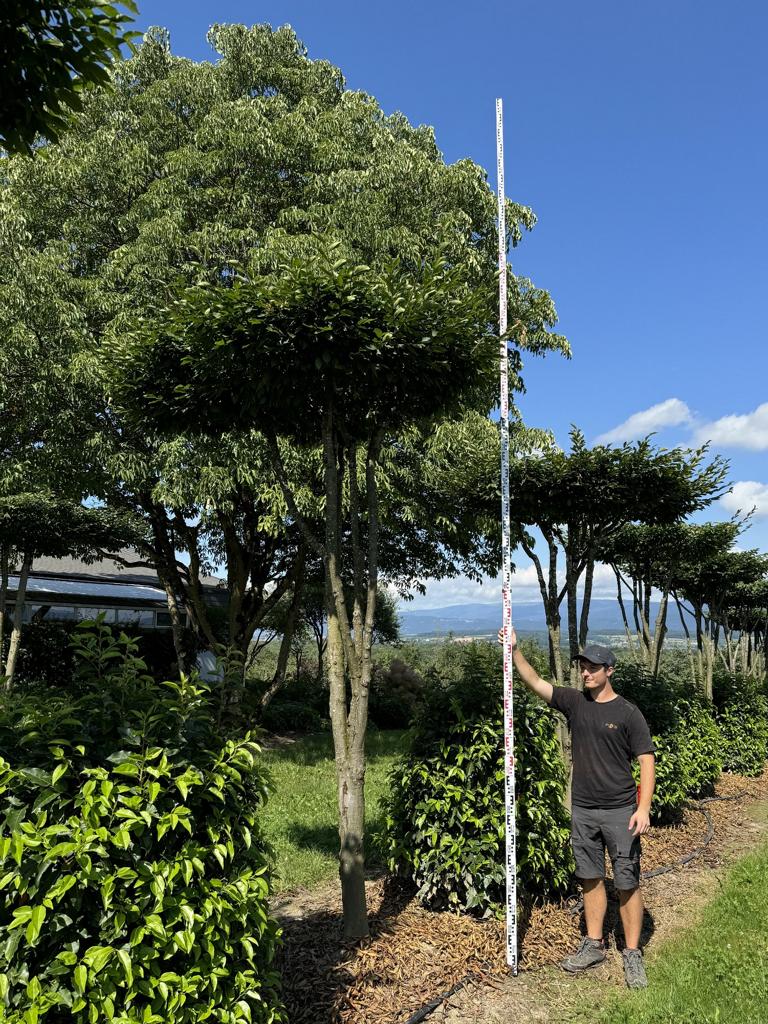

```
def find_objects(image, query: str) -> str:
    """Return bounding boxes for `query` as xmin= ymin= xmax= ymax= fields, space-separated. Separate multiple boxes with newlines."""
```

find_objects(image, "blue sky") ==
xmin=134 ymin=1 xmax=768 ymax=607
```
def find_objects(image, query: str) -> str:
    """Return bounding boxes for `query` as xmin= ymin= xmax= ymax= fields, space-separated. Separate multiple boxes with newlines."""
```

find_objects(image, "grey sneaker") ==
xmin=622 ymin=948 xmax=648 ymax=989
xmin=561 ymin=937 xmax=606 ymax=973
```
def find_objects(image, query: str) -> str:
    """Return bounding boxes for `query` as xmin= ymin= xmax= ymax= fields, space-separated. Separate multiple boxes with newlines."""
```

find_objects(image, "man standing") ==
xmin=500 ymin=628 xmax=655 ymax=989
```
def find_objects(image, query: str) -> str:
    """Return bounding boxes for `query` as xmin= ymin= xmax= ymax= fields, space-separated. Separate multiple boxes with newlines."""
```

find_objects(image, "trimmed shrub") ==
xmin=0 ymin=620 xmax=285 ymax=1024
xmin=369 ymin=659 xmax=425 ymax=729
xmin=717 ymin=694 xmax=768 ymax=776
xmin=261 ymin=699 xmax=323 ymax=734
xmin=382 ymin=643 xmax=572 ymax=915
xmin=616 ymin=665 xmax=722 ymax=820
xmin=647 ymin=699 xmax=723 ymax=822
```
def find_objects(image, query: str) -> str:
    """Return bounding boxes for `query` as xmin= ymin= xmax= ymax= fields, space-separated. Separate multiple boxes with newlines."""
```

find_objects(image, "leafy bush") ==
xmin=616 ymin=664 xmax=722 ymax=820
xmin=382 ymin=642 xmax=572 ymax=915
xmin=261 ymin=699 xmax=323 ymax=734
xmin=676 ymin=699 xmax=723 ymax=797
xmin=647 ymin=699 xmax=723 ymax=822
xmin=0 ymin=620 xmax=285 ymax=1024
xmin=717 ymin=694 xmax=768 ymax=776
xmin=13 ymin=621 xmax=75 ymax=688
xmin=369 ymin=658 xmax=425 ymax=729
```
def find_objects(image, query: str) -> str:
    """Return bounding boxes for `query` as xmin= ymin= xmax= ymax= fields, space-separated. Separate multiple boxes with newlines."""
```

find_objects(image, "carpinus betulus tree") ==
xmin=0 ymin=24 xmax=567 ymax=689
xmin=113 ymin=246 xmax=514 ymax=937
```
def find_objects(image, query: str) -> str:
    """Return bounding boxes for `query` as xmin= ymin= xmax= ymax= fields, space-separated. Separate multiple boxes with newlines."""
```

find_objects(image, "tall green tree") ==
xmin=599 ymin=520 xmax=741 ymax=680
xmin=0 ymin=24 xmax=567 ymax=684
xmin=675 ymin=543 xmax=768 ymax=697
xmin=112 ymin=244 xmax=566 ymax=938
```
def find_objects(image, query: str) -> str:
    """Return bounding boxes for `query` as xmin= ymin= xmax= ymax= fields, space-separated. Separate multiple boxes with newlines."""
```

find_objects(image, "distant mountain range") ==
xmin=398 ymin=599 xmax=685 ymax=641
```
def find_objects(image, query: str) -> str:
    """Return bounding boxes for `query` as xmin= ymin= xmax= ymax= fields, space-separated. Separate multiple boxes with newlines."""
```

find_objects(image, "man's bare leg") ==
xmin=617 ymin=886 xmax=643 ymax=948
xmin=582 ymin=877 xmax=607 ymax=941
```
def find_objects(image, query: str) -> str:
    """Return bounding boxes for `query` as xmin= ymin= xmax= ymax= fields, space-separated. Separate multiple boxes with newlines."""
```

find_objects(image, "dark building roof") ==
xmin=28 ymin=550 xmax=224 ymax=590
xmin=8 ymin=550 xmax=227 ymax=610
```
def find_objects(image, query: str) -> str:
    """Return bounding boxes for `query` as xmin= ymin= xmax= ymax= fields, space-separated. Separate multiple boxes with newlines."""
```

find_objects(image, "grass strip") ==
xmin=258 ymin=730 xmax=407 ymax=892
xmin=596 ymin=841 xmax=768 ymax=1024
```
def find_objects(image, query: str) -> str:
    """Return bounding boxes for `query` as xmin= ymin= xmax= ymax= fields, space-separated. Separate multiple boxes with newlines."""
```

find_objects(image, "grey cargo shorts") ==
xmin=571 ymin=803 xmax=641 ymax=891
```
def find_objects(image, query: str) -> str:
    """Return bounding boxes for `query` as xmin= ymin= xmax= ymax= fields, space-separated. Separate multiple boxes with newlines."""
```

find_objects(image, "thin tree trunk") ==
xmin=564 ymin=541 xmax=581 ymax=687
xmin=5 ymin=551 xmax=32 ymax=688
xmin=156 ymin=563 xmax=189 ymax=674
xmin=323 ymin=412 xmax=369 ymax=940
xmin=578 ymin=554 xmax=595 ymax=649
xmin=260 ymin=545 xmax=306 ymax=710
xmin=521 ymin=533 xmax=563 ymax=684
xmin=650 ymin=590 xmax=669 ymax=680
xmin=613 ymin=565 xmax=638 ymax=660
xmin=0 ymin=545 xmax=8 ymax=667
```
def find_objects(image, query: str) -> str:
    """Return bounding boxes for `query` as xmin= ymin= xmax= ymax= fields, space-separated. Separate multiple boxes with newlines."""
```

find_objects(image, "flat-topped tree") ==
xmin=507 ymin=429 xmax=729 ymax=686
xmin=115 ymin=248 xmax=505 ymax=937
xmin=598 ymin=520 xmax=742 ymax=679
xmin=0 ymin=494 xmax=141 ymax=687
xmin=675 ymin=545 xmax=768 ymax=697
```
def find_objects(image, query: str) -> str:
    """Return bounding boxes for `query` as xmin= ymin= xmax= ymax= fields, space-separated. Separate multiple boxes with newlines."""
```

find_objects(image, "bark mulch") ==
xmin=274 ymin=770 xmax=768 ymax=1024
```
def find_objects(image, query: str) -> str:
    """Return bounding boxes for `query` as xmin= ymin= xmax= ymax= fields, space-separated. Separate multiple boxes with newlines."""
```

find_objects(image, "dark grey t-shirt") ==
xmin=549 ymin=687 xmax=655 ymax=809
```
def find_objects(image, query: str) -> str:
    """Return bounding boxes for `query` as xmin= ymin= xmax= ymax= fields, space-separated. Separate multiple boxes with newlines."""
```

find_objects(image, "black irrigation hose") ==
xmin=401 ymin=792 xmax=750 ymax=1024
xmin=400 ymin=976 xmax=474 ymax=1024
xmin=568 ymin=791 xmax=748 ymax=914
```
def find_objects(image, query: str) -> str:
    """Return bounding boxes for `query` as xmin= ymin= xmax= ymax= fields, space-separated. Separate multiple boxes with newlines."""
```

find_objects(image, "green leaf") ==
xmin=116 ymin=948 xmax=133 ymax=986
xmin=25 ymin=904 xmax=46 ymax=944
xmin=82 ymin=945 xmax=113 ymax=974
xmin=74 ymin=964 xmax=87 ymax=994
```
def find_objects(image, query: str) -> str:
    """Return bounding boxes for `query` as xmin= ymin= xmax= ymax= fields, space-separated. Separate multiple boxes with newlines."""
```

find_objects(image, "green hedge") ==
xmin=382 ymin=643 xmax=572 ymax=914
xmin=0 ymin=621 xmax=285 ymax=1024
xmin=717 ymin=694 xmax=768 ymax=776
xmin=646 ymin=699 xmax=723 ymax=822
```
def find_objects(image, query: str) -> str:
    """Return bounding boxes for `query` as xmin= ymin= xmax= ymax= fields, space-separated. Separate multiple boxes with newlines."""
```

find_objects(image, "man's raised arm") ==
xmin=498 ymin=627 xmax=554 ymax=704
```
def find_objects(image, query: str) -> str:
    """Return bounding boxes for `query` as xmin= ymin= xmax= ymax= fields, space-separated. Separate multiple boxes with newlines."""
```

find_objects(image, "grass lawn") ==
xmin=594 ymin=841 xmax=768 ymax=1024
xmin=257 ymin=729 xmax=407 ymax=893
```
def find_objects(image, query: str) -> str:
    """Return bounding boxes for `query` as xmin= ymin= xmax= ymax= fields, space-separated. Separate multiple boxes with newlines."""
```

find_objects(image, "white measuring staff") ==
xmin=496 ymin=97 xmax=518 ymax=975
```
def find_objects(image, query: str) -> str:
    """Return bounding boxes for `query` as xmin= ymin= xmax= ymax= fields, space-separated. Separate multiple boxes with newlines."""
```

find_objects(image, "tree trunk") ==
xmin=5 ymin=551 xmax=32 ymax=688
xmin=614 ymin=566 xmax=638 ymax=660
xmin=578 ymin=554 xmax=595 ymax=649
xmin=0 ymin=545 xmax=8 ymax=667
xmin=564 ymin=543 xmax=580 ymax=687
xmin=520 ymin=533 xmax=563 ymax=684
xmin=323 ymin=414 xmax=370 ymax=940
xmin=156 ymin=562 xmax=189 ymax=674
xmin=650 ymin=590 xmax=669 ymax=680
xmin=260 ymin=546 xmax=306 ymax=710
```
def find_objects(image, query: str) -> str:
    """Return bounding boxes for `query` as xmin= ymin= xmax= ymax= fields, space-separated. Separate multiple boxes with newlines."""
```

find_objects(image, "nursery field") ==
xmin=274 ymin=770 xmax=768 ymax=1023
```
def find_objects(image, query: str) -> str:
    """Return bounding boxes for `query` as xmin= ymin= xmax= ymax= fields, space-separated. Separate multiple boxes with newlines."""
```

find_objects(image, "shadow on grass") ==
xmin=286 ymin=820 xmax=391 ymax=868
xmin=260 ymin=729 xmax=408 ymax=767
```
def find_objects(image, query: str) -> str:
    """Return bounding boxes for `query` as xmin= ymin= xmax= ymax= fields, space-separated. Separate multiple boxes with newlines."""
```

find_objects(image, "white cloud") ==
xmin=693 ymin=402 xmax=768 ymax=450
xmin=403 ymin=560 xmax=621 ymax=610
xmin=720 ymin=481 xmax=768 ymax=519
xmin=594 ymin=399 xmax=693 ymax=444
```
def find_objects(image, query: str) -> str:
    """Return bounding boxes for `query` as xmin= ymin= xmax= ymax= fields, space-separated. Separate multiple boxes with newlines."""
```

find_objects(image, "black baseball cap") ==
xmin=575 ymin=643 xmax=616 ymax=668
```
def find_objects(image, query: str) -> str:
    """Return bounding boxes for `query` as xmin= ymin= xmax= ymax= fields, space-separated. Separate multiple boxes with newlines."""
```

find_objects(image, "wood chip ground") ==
xmin=273 ymin=770 xmax=768 ymax=1024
